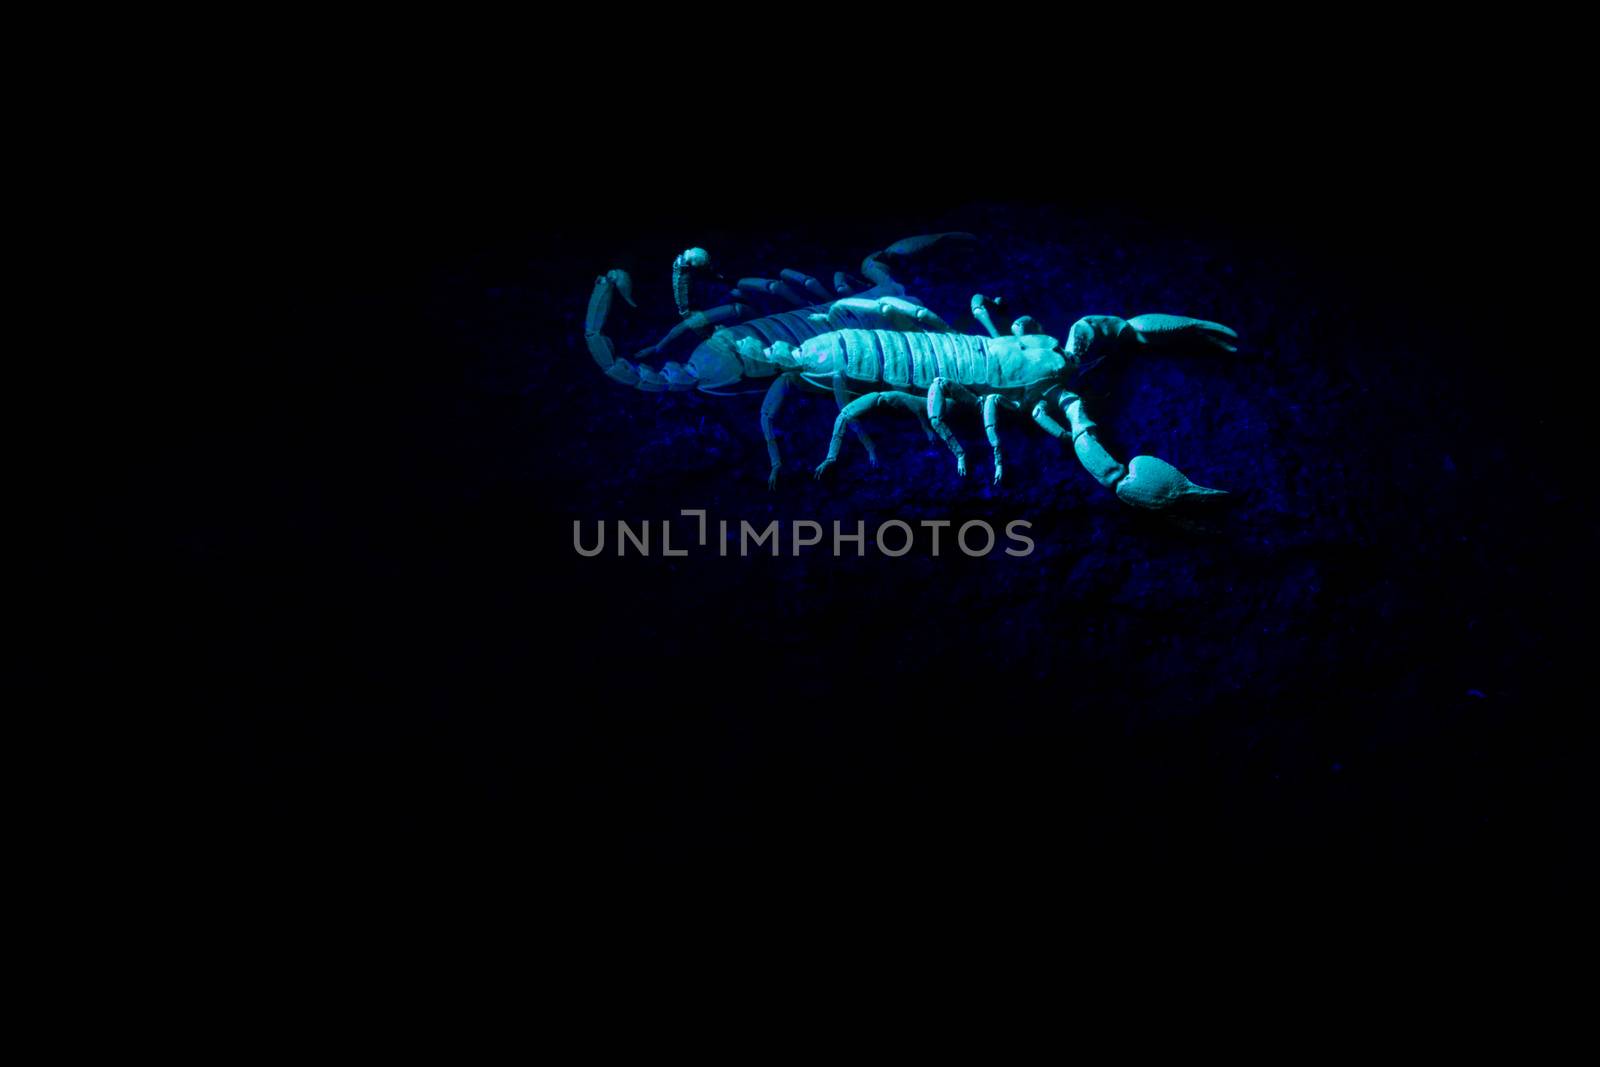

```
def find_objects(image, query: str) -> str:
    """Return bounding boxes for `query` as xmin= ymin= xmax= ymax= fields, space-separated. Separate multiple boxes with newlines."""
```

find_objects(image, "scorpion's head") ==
xmin=996 ymin=333 xmax=1075 ymax=397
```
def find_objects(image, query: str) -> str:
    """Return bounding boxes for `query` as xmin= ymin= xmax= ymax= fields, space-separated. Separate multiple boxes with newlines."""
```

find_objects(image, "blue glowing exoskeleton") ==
xmin=585 ymin=237 xmax=1238 ymax=508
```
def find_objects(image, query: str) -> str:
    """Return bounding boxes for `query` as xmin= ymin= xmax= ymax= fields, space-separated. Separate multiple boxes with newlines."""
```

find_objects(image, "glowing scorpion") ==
xmin=584 ymin=234 xmax=1238 ymax=508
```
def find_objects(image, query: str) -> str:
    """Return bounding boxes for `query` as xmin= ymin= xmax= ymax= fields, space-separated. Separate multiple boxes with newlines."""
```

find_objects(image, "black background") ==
xmin=104 ymin=39 xmax=1590 ymax=896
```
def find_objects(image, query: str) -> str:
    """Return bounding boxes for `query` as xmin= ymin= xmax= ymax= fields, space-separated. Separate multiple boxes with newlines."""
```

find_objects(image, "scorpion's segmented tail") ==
xmin=584 ymin=269 xmax=700 ymax=391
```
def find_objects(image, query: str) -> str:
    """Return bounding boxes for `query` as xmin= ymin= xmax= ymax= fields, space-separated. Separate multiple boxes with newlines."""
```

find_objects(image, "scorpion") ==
xmin=586 ymin=232 xmax=979 ymax=487
xmin=585 ymin=237 xmax=1239 ymax=509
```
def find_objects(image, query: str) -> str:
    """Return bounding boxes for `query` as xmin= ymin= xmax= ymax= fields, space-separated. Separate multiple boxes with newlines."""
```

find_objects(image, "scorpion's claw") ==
xmin=1124 ymin=313 xmax=1238 ymax=353
xmin=862 ymin=233 xmax=977 ymax=287
xmin=956 ymin=455 xmax=968 ymax=478
xmin=768 ymin=464 xmax=781 ymax=491
xmin=883 ymin=232 xmax=977 ymax=257
xmin=813 ymin=459 xmax=834 ymax=481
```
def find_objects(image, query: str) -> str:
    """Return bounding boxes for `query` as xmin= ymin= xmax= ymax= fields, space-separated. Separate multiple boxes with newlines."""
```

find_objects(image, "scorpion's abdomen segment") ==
xmin=724 ymin=309 xmax=825 ymax=348
xmin=683 ymin=308 xmax=827 ymax=388
xmin=807 ymin=329 xmax=994 ymax=389
xmin=687 ymin=333 xmax=748 ymax=390
xmin=690 ymin=307 xmax=837 ymax=387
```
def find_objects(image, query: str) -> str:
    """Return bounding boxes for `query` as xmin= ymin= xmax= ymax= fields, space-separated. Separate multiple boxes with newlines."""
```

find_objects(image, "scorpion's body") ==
xmin=660 ymin=299 xmax=955 ymax=394
xmin=584 ymin=236 xmax=1241 ymax=508
xmin=587 ymin=233 xmax=972 ymax=393
xmin=768 ymin=327 xmax=1065 ymax=394
xmin=587 ymin=234 xmax=977 ymax=476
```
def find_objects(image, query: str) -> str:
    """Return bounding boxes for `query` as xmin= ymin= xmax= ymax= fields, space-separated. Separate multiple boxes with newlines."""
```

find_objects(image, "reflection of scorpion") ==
xmin=585 ymin=236 xmax=1239 ymax=509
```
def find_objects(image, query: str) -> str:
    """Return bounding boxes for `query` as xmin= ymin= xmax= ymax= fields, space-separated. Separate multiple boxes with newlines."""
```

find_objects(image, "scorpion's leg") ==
xmin=833 ymin=271 xmax=867 ymax=296
xmin=637 ymin=302 xmax=756 ymax=358
xmin=1030 ymin=389 xmax=1227 ymax=509
xmin=811 ymin=296 xmax=955 ymax=333
xmin=970 ymin=294 xmax=1038 ymax=339
xmin=760 ymin=372 xmax=801 ymax=490
xmin=879 ymin=297 xmax=955 ymax=332
xmin=735 ymin=277 xmax=811 ymax=306
xmin=781 ymin=269 xmax=833 ymax=302
xmin=860 ymin=232 xmax=976 ymax=288
xmin=814 ymin=391 xmax=925 ymax=480
xmin=982 ymin=393 xmax=1022 ymax=486
xmin=971 ymin=294 xmax=1006 ymax=339
xmin=927 ymin=377 xmax=981 ymax=478
xmin=832 ymin=370 xmax=878 ymax=467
